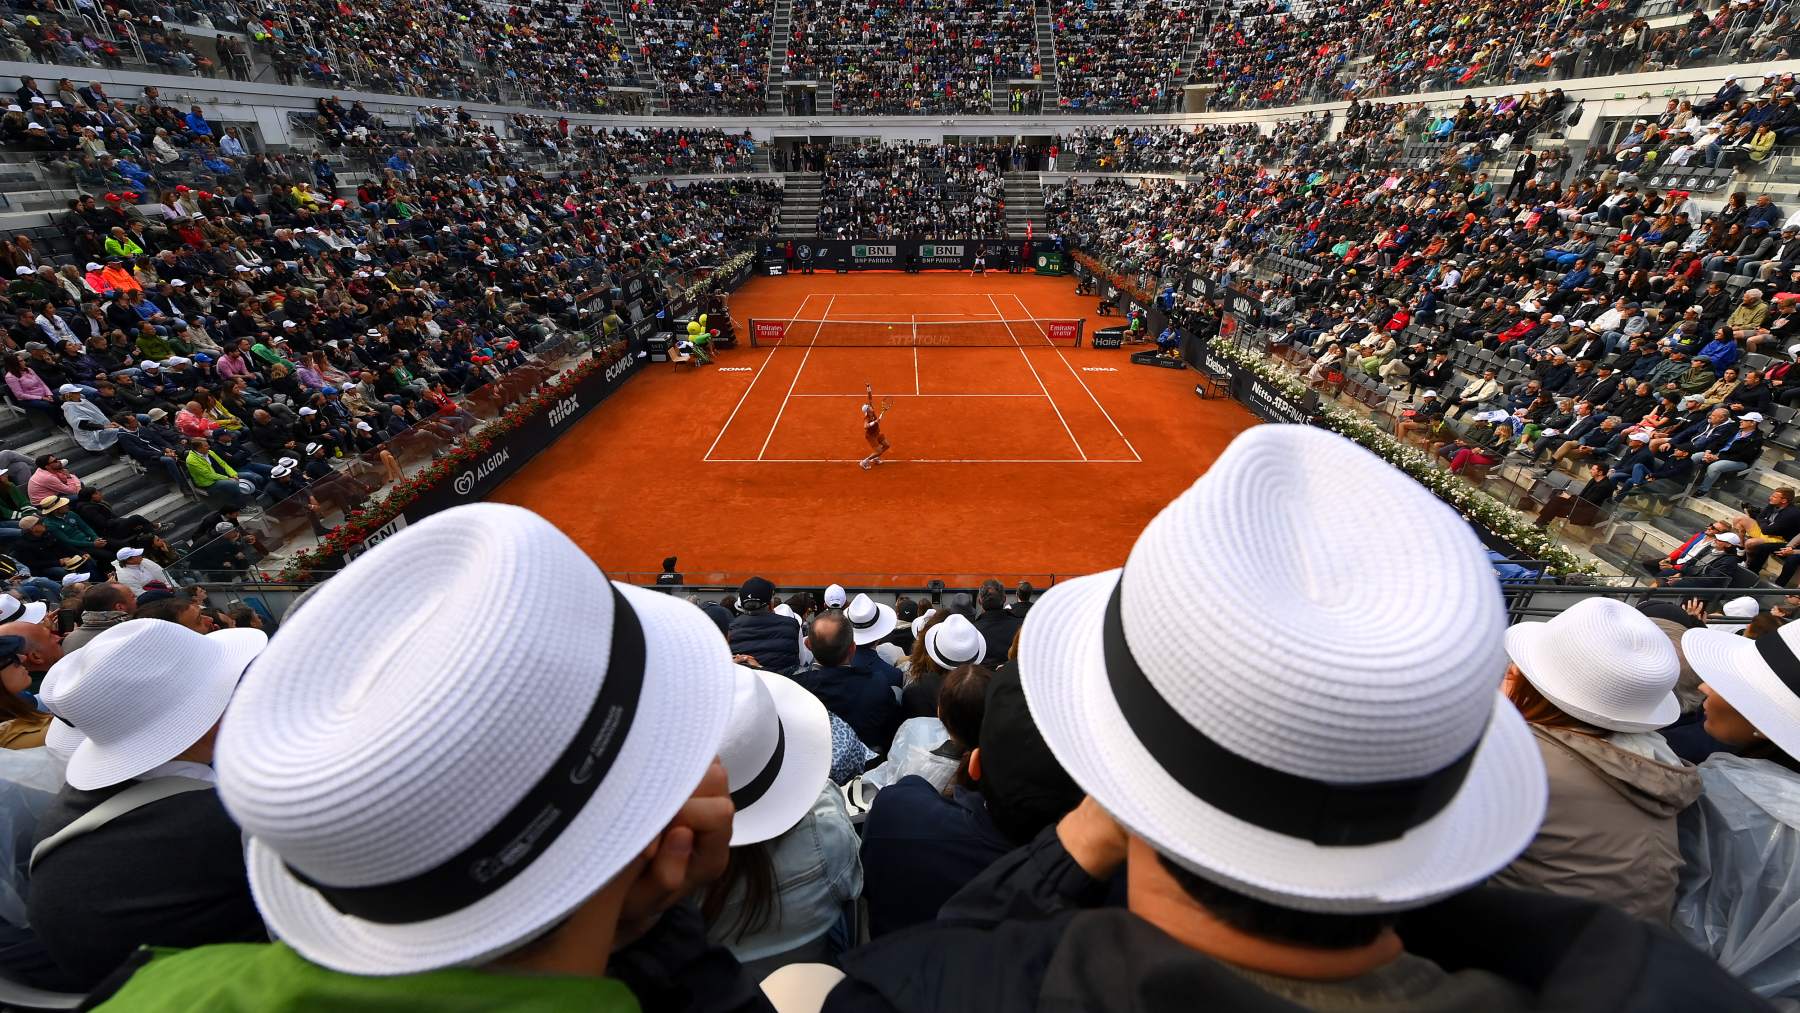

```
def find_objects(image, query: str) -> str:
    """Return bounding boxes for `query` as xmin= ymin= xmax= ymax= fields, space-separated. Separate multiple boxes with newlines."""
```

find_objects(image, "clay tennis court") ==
xmin=493 ymin=272 xmax=1255 ymax=585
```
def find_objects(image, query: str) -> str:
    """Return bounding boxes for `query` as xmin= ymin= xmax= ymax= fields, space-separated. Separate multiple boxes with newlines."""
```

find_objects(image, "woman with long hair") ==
xmin=0 ymin=635 xmax=50 ymax=749
xmin=704 ymin=666 xmax=859 ymax=978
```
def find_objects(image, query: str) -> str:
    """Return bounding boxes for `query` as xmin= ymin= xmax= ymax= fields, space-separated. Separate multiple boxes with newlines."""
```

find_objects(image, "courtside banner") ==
xmin=1046 ymin=320 xmax=1082 ymax=344
xmin=753 ymin=319 xmax=788 ymax=344
xmin=769 ymin=238 xmax=1035 ymax=271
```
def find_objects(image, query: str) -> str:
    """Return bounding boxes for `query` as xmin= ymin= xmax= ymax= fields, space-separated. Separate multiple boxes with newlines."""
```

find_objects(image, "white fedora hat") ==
xmin=216 ymin=503 xmax=736 ymax=976
xmin=1505 ymin=598 xmax=1680 ymax=733
xmin=844 ymin=593 xmax=896 ymax=646
xmin=43 ymin=718 xmax=82 ymax=766
xmin=720 ymin=666 xmax=830 ymax=846
xmin=0 ymin=594 xmax=46 ymax=626
xmin=925 ymin=613 xmax=983 ymax=670
xmin=1018 ymin=425 xmax=1544 ymax=914
xmin=39 ymin=619 xmax=266 ymax=791
xmin=1682 ymin=620 xmax=1800 ymax=760
xmin=910 ymin=608 xmax=937 ymax=638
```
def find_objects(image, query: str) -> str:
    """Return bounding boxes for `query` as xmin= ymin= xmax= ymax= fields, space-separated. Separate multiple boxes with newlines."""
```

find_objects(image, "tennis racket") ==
xmin=880 ymin=397 xmax=893 ymax=415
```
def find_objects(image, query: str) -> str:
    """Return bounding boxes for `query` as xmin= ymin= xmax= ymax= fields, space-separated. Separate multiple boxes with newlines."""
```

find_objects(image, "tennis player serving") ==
xmin=860 ymin=384 xmax=892 ymax=470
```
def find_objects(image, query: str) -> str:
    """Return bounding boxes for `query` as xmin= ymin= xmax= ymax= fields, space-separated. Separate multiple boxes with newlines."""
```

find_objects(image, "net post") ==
xmin=1075 ymin=319 xmax=1085 ymax=347
xmin=749 ymin=318 xmax=759 ymax=347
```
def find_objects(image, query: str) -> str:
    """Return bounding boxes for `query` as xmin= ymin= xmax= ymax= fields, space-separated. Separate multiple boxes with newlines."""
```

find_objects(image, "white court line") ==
xmin=711 ymin=458 xmax=1140 ymax=464
xmin=1006 ymin=292 xmax=1142 ymax=463
xmin=790 ymin=393 xmax=1046 ymax=398
xmin=757 ymin=294 xmax=835 ymax=461
xmin=912 ymin=317 xmax=920 ymax=394
xmin=703 ymin=292 xmax=814 ymax=462
xmin=988 ymin=294 xmax=1086 ymax=461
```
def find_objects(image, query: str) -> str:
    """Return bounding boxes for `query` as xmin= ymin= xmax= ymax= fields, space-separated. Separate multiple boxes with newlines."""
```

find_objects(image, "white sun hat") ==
xmin=43 ymin=718 xmax=82 ymax=765
xmin=0 ymin=594 xmax=47 ymax=626
xmin=844 ymin=593 xmax=896 ymax=646
xmin=1682 ymin=620 xmax=1800 ymax=760
xmin=823 ymin=583 xmax=847 ymax=609
xmin=1708 ymin=595 xmax=1760 ymax=631
xmin=910 ymin=608 xmax=938 ymax=638
xmin=1504 ymin=597 xmax=1681 ymax=733
xmin=720 ymin=666 xmax=830 ymax=846
xmin=38 ymin=619 xmax=266 ymax=791
xmin=214 ymin=503 xmax=736 ymax=976
xmin=1017 ymin=425 xmax=1545 ymax=914
xmin=925 ymin=613 xmax=983 ymax=670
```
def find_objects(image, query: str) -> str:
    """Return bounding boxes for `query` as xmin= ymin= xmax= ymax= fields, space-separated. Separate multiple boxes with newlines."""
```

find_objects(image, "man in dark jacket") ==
xmin=788 ymin=610 xmax=900 ymax=753
xmin=1694 ymin=414 xmax=1766 ymax=495
xmin=113 ymin=412 xmax=184 ymax=485
xmin=822 ymin=430 xmax=1763 ymax=1013
xmin=29 ymin=620 xmax=270 ymax=990
xmin=725 ymin=576 xmax=800 ymax=673
xmin=971 ymin=579 xmax=1023 ymax=667
xmin=1742 ymin=486 xmax=1800 ymax=572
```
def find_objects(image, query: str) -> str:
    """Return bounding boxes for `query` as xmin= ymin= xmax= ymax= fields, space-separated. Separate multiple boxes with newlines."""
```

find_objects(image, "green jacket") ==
xmin=92 ymin=944 xmax=641 ymax=1011
xmin=42 ymin=511 xmax=102 ymax=552
xmin=1676 ymin=363 xmax=1718 ymax=396
xmin=185 ymin=449 xmax=238 ymax=488
xmin=136 ymin=331 xmax=176 ymax=361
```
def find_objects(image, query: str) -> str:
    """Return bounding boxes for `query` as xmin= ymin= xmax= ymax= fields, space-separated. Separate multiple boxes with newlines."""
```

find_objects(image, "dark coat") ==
xmin=823 ymin=829 xmax=1769 ymax=1013
xmin=28 ymin=783 xmax=266 ymax=990
xmin=971 ymin=608 xmax=1023 ymax=668
xmin=788 ymin=662 xmax=901 ymax=752
xmin=727 ymin=610 xmax=801 ymax=673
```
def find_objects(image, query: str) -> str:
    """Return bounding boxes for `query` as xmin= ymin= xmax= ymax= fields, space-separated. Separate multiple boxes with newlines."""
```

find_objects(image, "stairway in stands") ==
xmin=1004 ymin=173 xmax=1046 ymax=241
xmin=600 ymin=0 xmax=669 ymax=113
xmin=1034 ymin=0 xmax=1061 ymax=108
xmin=777 ymin=174 xmax=822 ymax=237
xmin=990 ymin=76 xmax=1012 ymax=114
xmin=764 ymin=0 xmax=794 ymax=113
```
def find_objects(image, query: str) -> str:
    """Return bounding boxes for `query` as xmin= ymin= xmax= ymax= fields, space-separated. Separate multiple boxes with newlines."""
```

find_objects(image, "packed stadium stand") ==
xmin=3 ymin=0 xmax=1800 ymax=1007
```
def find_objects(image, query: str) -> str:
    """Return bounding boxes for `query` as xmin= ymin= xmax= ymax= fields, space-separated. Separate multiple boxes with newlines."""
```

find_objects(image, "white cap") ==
xmin=115 ymin=546 xmax=145 ymax=562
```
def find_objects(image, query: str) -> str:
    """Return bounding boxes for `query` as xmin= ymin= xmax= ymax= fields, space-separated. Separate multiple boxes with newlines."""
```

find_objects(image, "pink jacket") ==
xmin=27 ymin=467 xmax=81 ymax=503
xmin=4 ymin=368 xmax=52 ymax=402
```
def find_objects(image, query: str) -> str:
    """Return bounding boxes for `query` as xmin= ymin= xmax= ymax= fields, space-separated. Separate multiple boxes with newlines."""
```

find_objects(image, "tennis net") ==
xmin=750 ymin=317 xmax=1084 ymax=348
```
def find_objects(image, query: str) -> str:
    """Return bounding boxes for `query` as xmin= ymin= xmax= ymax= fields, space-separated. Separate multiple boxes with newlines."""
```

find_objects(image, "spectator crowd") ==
xmin=818 ymin=142 xmax=1007 ymax=239
xmin=787 ymin=0 xmax=1036 ymax=114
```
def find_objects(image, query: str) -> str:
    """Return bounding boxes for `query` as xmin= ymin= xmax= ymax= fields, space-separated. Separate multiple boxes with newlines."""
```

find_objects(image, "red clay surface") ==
xmin=492 ymin=272 xmax=1255 ymax=586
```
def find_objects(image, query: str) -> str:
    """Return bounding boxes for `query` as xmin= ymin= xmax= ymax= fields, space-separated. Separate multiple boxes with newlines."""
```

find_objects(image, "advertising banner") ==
xmin=752 ymin=319 xmax=788 ymax=345
xmin=772 ymin=238 xmax=1026 ymax=271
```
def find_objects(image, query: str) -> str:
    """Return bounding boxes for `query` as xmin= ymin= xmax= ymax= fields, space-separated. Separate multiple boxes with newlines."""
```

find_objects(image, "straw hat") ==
xmin=215 ymin=504 xmax=735 ymax=975
xmin=719 ymin=666 xmax=830 ymax=846
xmin=39 ymin=619 xmax=266 ymax=791
xmin=844 ymin=593 xmax=896 ymax=646
xmin=1683 ymin=620 xmax=1800 ymax=760
xmin=1018 ymin=425 xmax=1544 ymax=914
xmin=1505 ymin=598 xmax=1680 ymax=732
xmin=925 ymin=614 xmax=983 ymax=670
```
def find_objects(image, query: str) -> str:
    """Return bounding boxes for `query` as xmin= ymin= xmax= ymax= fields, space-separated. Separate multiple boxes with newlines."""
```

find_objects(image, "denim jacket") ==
xmin=708 ymin=785 xmax=863 ymax=964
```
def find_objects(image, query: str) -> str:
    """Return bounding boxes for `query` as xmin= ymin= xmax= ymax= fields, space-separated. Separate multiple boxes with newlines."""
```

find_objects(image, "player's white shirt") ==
xmin=863 ymin=403 xmax=878 ymax=429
